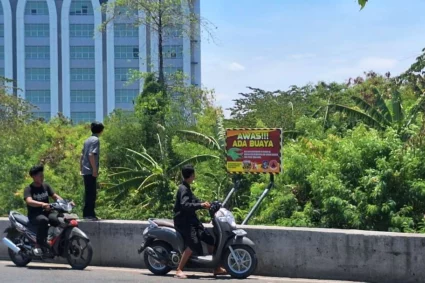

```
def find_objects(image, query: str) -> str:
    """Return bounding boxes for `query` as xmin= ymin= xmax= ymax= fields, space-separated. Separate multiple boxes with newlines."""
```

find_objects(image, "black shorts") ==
xmin=177 ymin=223 xmax=215 ymax=255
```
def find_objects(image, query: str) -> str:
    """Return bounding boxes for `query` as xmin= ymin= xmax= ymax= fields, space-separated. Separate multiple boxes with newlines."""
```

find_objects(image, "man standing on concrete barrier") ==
xmin=80 ymin=121 xmax=104 ymax=221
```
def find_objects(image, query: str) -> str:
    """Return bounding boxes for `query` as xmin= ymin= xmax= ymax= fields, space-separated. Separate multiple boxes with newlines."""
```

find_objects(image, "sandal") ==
xmin=213 ymin=267 xmax=228 ymax=276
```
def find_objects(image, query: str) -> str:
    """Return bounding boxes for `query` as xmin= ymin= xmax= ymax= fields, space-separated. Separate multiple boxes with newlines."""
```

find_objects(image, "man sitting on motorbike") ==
xmin=24 ymin=165 xmax=65 ymax=255
xmin=173 ymin=164 xmax=227 ymax=279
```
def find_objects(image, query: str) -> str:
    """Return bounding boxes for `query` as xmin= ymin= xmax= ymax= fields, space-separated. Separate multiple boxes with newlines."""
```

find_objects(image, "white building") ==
xmin=0 ymin=0 xmax=201 ymax=123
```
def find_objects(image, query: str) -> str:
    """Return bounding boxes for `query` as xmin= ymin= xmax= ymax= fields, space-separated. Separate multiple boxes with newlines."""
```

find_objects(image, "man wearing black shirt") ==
xmin=23 ymin=165 xmax=65 ymax=254
xmin=173 ymin=165 xmax=226 ymax=279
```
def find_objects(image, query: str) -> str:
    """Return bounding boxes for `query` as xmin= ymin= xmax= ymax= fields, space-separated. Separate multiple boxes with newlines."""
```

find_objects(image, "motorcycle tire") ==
xmin=7 ymin=236 xmax=32 ymax=267
xmin=223 ymin=245 xmax=257 ymax=279
xmin=66 ymin=236 xmax=93 ymax=270
xmin=143 ymin=241 xmax=173 ymax=275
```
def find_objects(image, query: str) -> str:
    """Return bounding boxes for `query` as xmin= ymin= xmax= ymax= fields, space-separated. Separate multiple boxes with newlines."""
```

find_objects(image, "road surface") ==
xmin=0 ymin=260 xmax=365 ymax=283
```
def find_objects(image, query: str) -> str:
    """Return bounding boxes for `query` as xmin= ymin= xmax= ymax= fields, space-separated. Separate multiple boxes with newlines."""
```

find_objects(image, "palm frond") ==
xmin=108 ymin=169 xmax=148 ymax=179
xmin=125 ymin=148 xmax=158 ymax=168
xmin=136 ymin=173 xmax=161 ymax=193
xmin=391 ymin=89 xmax=404 ymax=124
xmin=177 ymin=130 xmax=221 ymax=151
xmin=157 ymin=133 xmax=165 ymax=162
xmin=351 ymin=96 xmax=389 ymax=126
xmin=106 ymin=176 xmax=146 ymax=194
xmin=167 ymin=154 xmax=220 ymax=175
xmin=312 ymin=106 xmax=323 ymax=118
xmin=404 ymin=94 xmax=425 ymax=128
xmin=329 ymin=104 xmax=385 ymax=130
xmin=216 ymin=115 xmax=226 ymax=150
xmin=372 ymin=88 xmax=392 ymax=123
xmin=204 ymin=172 xmax=221 ymax=185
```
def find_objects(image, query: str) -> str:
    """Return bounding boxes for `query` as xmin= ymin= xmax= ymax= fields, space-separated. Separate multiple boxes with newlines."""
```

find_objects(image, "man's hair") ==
xmin=91 ymin=122 xmax=104 ymax=134
xmin=182 ymin=164 xmax=195 ymax=179
xmin=29 ymin=165 xmax=44 ymax=177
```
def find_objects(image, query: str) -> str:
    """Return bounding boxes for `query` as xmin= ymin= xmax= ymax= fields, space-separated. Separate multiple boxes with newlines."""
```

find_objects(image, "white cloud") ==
xmin=227 ymin=62 xmax=246 ymax=71
xmin=358 ymin=57 xmax=398 ymax=70
xmin=290 ymin=53 xmax=316 ymax=60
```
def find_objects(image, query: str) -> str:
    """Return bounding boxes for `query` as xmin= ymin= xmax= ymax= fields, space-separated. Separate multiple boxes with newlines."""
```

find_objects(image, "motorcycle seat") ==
xmin=152 ymin=219 xmax=175 ymax=228
xmin=12 ymin=212 xmax=29 ymax=226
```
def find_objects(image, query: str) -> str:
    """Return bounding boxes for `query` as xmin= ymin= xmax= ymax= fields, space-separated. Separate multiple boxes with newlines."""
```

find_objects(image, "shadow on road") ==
xmin=5 ymin=264 xmax=89 ymax=272
xmin=142 ymin=273 xmax=256 ymax=281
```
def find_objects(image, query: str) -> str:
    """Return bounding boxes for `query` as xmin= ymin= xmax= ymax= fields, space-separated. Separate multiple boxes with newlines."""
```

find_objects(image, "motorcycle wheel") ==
xmin=143 ymin=241 xmax=173 ymax=275
xmin=66 ymin=236 xmax=93 ymax=270
xmin=7 ymin=235 xmax=32 ymax=267
xmin=223 ymin=245 xmax=257 ymax=279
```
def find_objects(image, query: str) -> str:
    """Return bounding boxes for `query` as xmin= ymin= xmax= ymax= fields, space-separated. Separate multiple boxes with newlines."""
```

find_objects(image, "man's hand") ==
xmin=92 ymin=171 xmax=98 ymax=178
xmin=201 ymin=202 xmax=211 ymax=209
xmin=42 ymin=203 xmax=51 ymax=211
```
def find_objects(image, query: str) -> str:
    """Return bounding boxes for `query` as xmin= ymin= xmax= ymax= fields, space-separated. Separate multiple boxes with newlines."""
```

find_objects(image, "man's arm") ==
xmin=24 ymin=187 xmax=50 ymax=209
xmin=79 ymin=153 xmax=83 ymax=175
xmin=45 ymin=184 xmax=62 ymax=201
xmin=25 ymin=196 xmax=50 ymax=209
xmin=89 ymin=139 xmax=99 ymax=177
xmin=180 ymin=187 xmax=209 ymax=211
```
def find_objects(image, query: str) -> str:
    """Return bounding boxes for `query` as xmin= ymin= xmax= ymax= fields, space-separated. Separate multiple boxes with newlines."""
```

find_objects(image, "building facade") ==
xmin=0 ymin=0 xmax=201 ymax=122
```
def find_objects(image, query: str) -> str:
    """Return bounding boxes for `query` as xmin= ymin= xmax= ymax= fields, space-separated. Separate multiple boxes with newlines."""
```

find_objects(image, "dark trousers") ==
xmin=83 ymin=175 xmax=97 ymax=218
xmin=30 ymin=212 xmax=59 ymax=245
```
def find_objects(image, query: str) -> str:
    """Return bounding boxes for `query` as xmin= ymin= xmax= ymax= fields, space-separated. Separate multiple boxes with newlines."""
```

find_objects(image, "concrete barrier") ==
xmin=1 ymin=218 xmax=424 ymax=283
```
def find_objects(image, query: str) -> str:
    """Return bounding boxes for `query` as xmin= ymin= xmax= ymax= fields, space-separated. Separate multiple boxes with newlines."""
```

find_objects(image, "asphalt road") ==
xmin=0 ymin=260 xmax=365 ymax=283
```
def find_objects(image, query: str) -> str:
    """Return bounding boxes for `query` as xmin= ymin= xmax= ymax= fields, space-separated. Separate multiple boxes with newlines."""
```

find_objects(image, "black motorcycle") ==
xmin=138 ymin=201 xmax=258 ymax=279
xmin=2 ymin=199 xmax=93 ymax=270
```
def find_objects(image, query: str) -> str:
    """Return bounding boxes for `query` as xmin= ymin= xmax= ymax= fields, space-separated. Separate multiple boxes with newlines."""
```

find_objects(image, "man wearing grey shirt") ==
xmin=80 ymin=122 xmax=104 ymax=221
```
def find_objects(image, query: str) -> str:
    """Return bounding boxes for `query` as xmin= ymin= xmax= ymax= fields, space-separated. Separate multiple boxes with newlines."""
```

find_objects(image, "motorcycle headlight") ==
xmin=217 ymin=209 xmax=237 ymax=229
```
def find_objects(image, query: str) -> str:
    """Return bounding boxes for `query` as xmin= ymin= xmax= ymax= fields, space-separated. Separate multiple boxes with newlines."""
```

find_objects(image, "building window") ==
xmin=71 ymin=90 xmax=95 ymax=103
xmin=71 ymin=112 xmax=95 ymax=124
xmin=26 ymin=68 xmax=50 ymax=81
xmin=70 ymin=46 xmax=95 ymax=59
xmin=26 ymin=90 xmax=51 ymax=104
xmin=25 ymin=1 xmax=49 ymax=15
xmin=25 ymin=46 xmax=50 ymax=59
xmin=114 ymin=46 xmax=139 ymax=59
xmin=115 ymin=68 xmax=133 ymax=81
xmin=32 ymin=112 xmax=51 ymax=122
xmin=25 ymin=24 xmax=49 ymax=37
xmin=70 ymin=1 xmax=93 ymax=15
xmin=0 ymin=4 xmax=3 ymax=15
xmin=0 ymin=46 xmax=3 ymax=60
xmin=115 ymin=89 xmax=138 ymax=103
xmin=164 ymin=66 xmax=183 ymax=77
xmin=70 ymin=24 xmax=94 ymax=37
xmin=164 ymin=24 xmax=183 ymax=38
xmin=114 ymin=24 xmax=138 ymax=37
xmin=0 ymin=24 xmax=3 ymax=37
xmin=163 ymin=45 xmax=183 ymax=59
xmin=70 ymin=68 xmax=95 ymax=81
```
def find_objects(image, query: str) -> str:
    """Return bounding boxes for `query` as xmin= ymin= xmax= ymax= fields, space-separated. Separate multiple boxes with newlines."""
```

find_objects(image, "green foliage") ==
xmin=3 ymin=52 xmax=425 ymax=236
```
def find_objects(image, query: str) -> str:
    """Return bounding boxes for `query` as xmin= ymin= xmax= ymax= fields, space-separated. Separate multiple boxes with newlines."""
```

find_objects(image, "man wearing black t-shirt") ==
xmin=23 ymin=165 xmax=65 ymax=253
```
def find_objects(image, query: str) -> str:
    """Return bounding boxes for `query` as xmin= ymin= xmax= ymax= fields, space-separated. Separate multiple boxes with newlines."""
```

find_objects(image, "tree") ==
xmin=102 ymin=0 xmax=214 ymax=86
xmin=358 ymin=0 xmax=368 ymax=9
xmin=105 ymin=134 xmax=219 ymax=216
xmin=324 ymin=87 xmax=425 ymax=136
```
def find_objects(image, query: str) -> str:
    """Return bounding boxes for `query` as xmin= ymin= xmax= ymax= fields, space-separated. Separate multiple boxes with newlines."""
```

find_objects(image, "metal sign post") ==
xmin=242 ymin=174 xmax=274 ymax=225
xmin=222 ymin=175 xmax=241 ymax=208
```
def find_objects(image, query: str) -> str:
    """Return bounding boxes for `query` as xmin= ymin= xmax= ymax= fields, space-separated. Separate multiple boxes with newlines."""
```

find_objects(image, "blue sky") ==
xmin=200 ymin=0 xmax=425 ymax=116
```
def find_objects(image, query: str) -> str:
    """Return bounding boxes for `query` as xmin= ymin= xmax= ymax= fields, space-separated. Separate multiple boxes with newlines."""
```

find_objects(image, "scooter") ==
xmin=138 ymin=201 xmax=258 ymax=279
xmin=2 ymin=199 xmax=93 ymax=270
